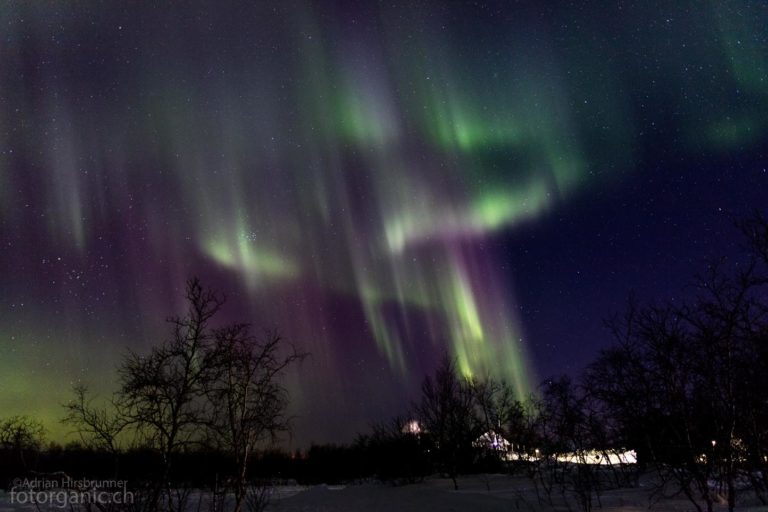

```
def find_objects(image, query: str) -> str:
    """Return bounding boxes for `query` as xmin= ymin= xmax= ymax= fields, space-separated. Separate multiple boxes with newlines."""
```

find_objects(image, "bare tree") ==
xmin=117 ymin=278 xmax=223 ymax=511
xmin=62 ymin=384 xmax=127 ymax=476
xmin=63 ymin=384 xmax=126 ymax=452
xmin=738 ymin=211 xmax=768 ymax=266
xmin=472 ymin=377 xmax=517 ymax=439
xmin=58 ymin=278 xmax=307 ymax=512
xmin=0 ymin=415 xmax=46 ymax=470
xmin=538 ymin=377 xmax=608 ymax=512
xmin=586 ymin=301 xmax=719 ymax=512
xmin=204 ymin=326 xmax=305 ymax=512
xmin=414 ymin=357 xmax=478 ymax=490
xmin=585 ymin=245 xmax=768 ymax=512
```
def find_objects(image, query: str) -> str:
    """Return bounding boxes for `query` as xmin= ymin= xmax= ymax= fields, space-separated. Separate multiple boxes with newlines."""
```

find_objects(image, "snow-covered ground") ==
xmin=267 ymin=475 xmax=768 ymax=512
xmin=3 ymin=475 xmax=768 ymax=512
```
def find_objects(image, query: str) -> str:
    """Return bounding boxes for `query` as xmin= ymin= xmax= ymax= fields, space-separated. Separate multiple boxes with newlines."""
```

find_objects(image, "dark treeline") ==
xmin=2 ymin=213 xmax=768 ymax=512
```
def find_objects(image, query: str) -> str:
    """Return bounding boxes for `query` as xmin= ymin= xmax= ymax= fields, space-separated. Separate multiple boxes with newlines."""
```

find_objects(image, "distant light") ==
xmin=554 ymin=449 xmax=637 ymax=465
xmin=402 ymin=420 xmax=421 ymax=435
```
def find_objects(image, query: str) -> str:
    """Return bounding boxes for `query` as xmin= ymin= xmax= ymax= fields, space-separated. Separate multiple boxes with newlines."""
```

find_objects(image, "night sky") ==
xmin=1 ymin=1 xmax=767 ymax=445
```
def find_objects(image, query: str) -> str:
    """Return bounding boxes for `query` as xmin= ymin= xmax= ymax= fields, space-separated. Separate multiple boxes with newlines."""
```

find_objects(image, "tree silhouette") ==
xmin=414 ymin=357 xmax=478 ymax=490
xmin=62 ymin=277 xmax=305 ymax=512
xmin=585 ymin=212 xmax=768 ymax=512
xmin=0 ymin=415 xmax=45 ymax=470
xmin=205 ymin=325 xmax=305 ymax=512
xmin=117 ymin=278 xmax=222 ymax=510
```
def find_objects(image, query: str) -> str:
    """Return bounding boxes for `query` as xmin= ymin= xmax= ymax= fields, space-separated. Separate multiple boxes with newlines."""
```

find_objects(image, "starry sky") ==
xmin=1 ymin=1 xmax=767 ymax=445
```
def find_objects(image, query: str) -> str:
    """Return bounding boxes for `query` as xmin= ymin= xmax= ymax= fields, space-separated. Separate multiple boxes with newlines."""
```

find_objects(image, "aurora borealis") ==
xmin=1 ymin=1 xmax=768 ymax=444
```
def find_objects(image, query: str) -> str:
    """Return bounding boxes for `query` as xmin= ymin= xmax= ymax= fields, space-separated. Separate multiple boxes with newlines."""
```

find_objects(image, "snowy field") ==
xmin=266 ymin=474 xmax=768 ymax=512
xmin=3 ymin=474 xmax=768 ymax=512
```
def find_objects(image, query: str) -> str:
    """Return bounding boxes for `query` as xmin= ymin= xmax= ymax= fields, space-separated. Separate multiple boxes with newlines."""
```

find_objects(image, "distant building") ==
xmin=473 ymin=431 xmax=511 ymax=452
